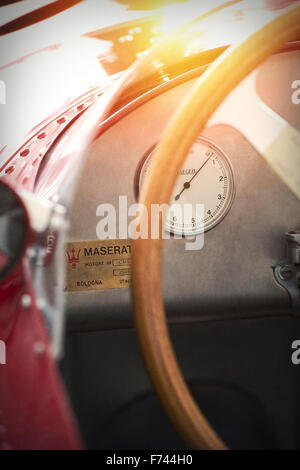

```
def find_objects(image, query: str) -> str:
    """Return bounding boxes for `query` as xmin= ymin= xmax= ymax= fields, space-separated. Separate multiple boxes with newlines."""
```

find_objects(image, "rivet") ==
xmin=21 ymin=294 xmax=32 ymax=309
xmin=33 ymin=341 xmax=46 ymax=356
xmin=279 ymin=265 xmax=293 ymax=280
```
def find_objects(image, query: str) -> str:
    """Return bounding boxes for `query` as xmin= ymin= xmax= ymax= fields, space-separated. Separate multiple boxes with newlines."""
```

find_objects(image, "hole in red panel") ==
xmin=5 ymin=165 xmax=14 ymax=174
xmin=20 ymin=149 xmax=30 ymax=157
xmin=37 ymin=132 xmax=46 ymax=140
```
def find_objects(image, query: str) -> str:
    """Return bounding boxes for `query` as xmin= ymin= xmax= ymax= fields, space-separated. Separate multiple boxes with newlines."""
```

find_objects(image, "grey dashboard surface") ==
xmin=66 ymin=50 xmax=300 ymax=331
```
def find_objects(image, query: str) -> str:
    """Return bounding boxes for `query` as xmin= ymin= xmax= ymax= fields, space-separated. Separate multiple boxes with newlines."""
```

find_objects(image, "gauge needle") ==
xmin=174 ymin=154 xmax=212 ymax=201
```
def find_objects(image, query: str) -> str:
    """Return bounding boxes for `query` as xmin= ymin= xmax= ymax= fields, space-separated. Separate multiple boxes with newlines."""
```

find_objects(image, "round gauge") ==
xmin=138 ymin=136 xmax=235 ymax=236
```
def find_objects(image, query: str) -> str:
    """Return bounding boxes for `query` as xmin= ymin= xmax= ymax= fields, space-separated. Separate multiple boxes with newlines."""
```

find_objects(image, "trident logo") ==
xmin=66 ymin=248 xmax=81 ymax=269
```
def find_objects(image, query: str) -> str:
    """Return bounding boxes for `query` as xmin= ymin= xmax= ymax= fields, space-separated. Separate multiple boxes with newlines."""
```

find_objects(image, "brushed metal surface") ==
xmin=66 ymin=51 xmax=300 ymax=330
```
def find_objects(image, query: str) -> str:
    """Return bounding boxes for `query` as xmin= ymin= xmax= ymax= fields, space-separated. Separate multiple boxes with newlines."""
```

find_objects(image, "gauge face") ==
xmin=138 ymin=137 xmax=235 ymax=236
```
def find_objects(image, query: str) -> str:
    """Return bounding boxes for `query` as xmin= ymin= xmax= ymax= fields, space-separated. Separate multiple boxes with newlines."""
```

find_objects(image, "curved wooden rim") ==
xmin=132 ymin=5 xmax=300 ymax=450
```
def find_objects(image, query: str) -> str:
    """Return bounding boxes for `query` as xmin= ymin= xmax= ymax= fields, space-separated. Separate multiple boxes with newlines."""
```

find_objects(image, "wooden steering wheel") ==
xmin=131 ymin=5 xmax=300 ymax=450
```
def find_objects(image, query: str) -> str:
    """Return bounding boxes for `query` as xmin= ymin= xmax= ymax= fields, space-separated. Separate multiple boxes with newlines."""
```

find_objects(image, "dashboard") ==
xmin=65 ymin=49 xmax=300 ymax=331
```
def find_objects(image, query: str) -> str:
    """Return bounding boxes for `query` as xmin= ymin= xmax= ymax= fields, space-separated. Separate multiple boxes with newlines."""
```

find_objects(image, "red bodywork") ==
xmin=0 ymin=178 xmax=84 ymax=449
xmin=0 ymin=261 xmax=83 ymax=450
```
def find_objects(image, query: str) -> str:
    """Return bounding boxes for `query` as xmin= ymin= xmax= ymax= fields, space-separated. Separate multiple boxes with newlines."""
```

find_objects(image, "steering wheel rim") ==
xmin=131 ymin=4 xmax=300 ymax=450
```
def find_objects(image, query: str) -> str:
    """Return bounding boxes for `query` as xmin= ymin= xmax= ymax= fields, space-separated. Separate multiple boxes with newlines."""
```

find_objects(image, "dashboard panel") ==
xmin=66 ymin=50 xmax=300 ymax=331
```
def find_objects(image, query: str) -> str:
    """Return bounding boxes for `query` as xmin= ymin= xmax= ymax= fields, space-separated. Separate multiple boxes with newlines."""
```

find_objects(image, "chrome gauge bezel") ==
xmin=135 ymin=136 xmax=236 ymax=235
